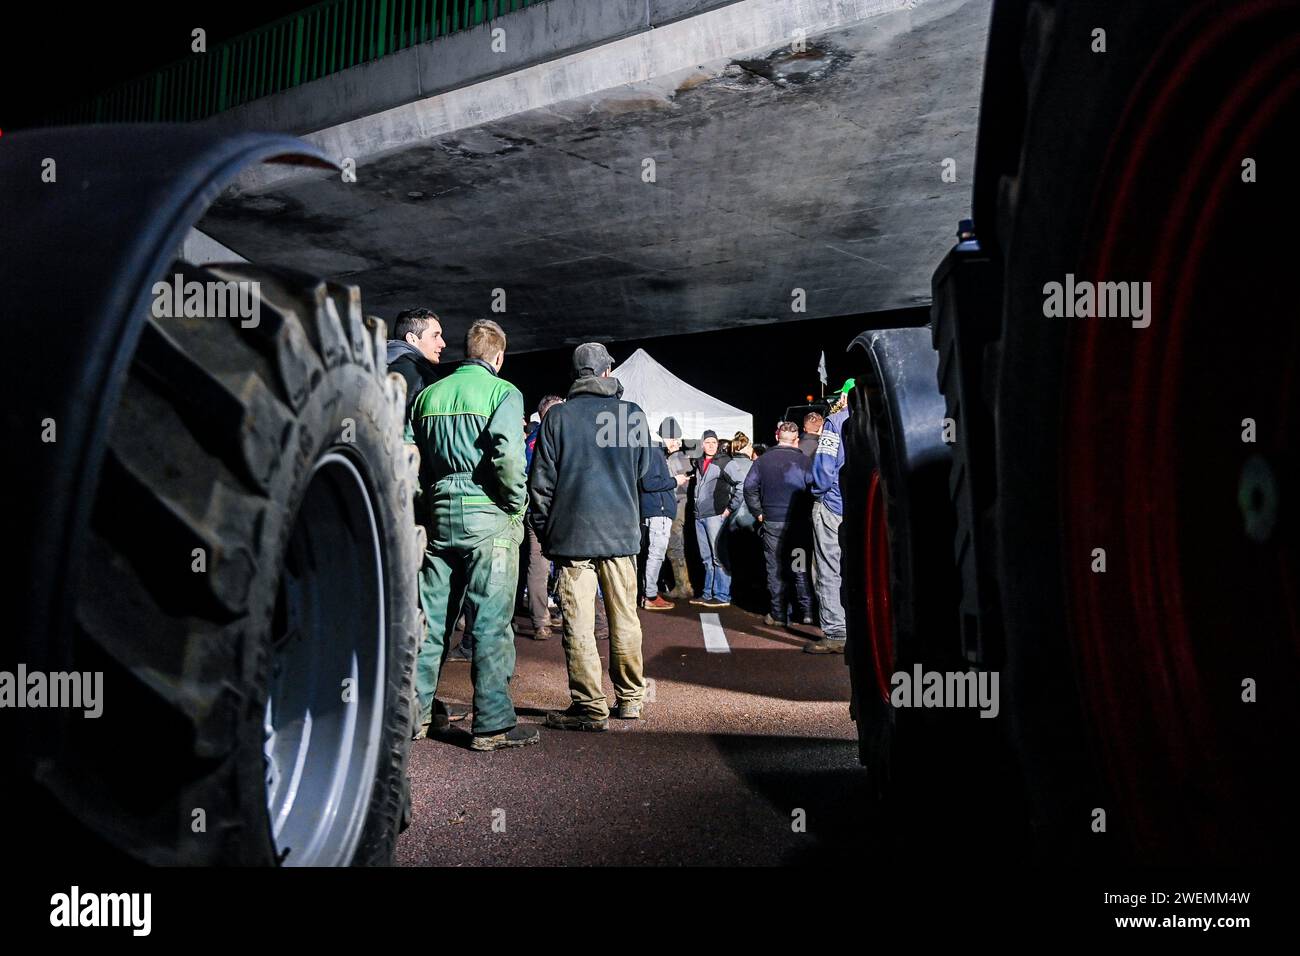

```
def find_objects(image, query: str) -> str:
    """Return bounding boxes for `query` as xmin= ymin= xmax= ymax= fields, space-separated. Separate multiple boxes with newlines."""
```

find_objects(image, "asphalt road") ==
xmin=397 ymin=602 xmax=879 ymax=865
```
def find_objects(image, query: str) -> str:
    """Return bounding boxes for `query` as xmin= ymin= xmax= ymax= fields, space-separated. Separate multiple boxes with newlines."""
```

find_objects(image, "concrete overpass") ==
xmin=192 ymin=0 xmax=989 ymax=357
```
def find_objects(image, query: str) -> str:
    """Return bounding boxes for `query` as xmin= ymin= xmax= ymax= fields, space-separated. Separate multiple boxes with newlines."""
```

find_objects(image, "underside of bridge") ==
xmin=197 ymin=0 xmax=988 ymax=358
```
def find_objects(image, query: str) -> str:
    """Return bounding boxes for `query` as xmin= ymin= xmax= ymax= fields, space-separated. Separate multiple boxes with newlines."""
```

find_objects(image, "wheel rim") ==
xmin=865 ymin=469 xmax=894 ymax=703
xmin=264 ymin=452 xmax=387 ymax=866
xmin=1065 ymin=0 xmax=1300 ymax=854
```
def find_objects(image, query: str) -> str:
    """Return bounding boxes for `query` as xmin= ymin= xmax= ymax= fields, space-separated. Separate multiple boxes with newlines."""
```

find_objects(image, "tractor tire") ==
xmin=840 ymin=331 xmax=958 ymax=790
xmin=984 ymin=0 xmax=1300 ymax=861
xmin=32 ymin=261 xmax=422 ymax=866
xmin=841 ymin=327 xmax=1030 ymax=853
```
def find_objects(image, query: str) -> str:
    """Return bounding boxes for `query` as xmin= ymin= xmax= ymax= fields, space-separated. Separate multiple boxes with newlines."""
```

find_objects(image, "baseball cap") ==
xmin=572 ymin=342 xmax=614 ymax=377
xmin=701 ymin=429 xmax=718 ymax=440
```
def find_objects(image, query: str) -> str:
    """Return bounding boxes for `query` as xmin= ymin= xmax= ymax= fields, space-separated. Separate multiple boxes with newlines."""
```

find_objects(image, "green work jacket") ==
xmin=412 ymin=360 xmax=527 ymax=550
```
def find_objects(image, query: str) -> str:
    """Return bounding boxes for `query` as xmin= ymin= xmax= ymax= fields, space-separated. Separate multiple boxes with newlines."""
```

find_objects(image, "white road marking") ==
xmin=700 ymin=613 xmax=730 ymax=654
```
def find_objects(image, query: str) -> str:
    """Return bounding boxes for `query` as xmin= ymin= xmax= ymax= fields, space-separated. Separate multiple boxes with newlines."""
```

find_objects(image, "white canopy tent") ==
xmin=611 ymin=348 xmax=753 ymax=441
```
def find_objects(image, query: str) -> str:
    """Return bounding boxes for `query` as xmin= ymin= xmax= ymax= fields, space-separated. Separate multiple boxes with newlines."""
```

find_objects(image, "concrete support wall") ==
xmin=212 ymin=0 xmax=754 ymax=138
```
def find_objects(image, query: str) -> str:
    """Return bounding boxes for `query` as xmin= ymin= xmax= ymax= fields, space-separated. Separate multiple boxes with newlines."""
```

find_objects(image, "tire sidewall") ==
xmin=229 ymin=360 xmax=418 ymax=866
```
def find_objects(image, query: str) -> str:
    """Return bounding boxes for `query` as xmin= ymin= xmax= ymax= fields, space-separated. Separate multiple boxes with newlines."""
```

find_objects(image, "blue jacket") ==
xmin=811 ymin=408 xmax=848 ymax=515
xmin=525 ymin=426 xmax=539 ymax=473
xmin=640 ymin=447 xmax=678 ymax=519
xmin=743 ymin=444 xmax=812 ymax=524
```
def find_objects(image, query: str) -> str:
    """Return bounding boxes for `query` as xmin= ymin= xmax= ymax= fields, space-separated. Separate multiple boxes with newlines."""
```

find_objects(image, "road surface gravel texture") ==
xmin=398 ymin=604 xmax=873 ymax=865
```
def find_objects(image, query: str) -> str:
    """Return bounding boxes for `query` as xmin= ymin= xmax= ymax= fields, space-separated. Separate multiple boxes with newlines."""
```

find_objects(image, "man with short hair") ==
xmin=806 ymin=383 xmax=852 ymax=654
xmin=389 ymin=307 xmax=469 ymax=718
xmin=530 ymin=343 xmax=652 ymax=730
xmin=386 ymin=308 xmax=445 ymax=417
xmin=640 ymin=434 xmax=688 ymax=610
xmin=411 ymin=319 xmax=538 ymax=751
xmin=744 ymin=421 xmax=814 ymax=626
xmin=690 ymin=430 xmax=735 ymax=608
xmin=660 ymin=418 xmax=694 ymax=599
xmin=799 ymin=411 xmax=824 ymax=457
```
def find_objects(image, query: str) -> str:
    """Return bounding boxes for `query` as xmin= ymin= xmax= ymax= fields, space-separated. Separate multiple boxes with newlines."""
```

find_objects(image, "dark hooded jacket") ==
xmin=528 ymin=375 xmax=655 ymax=558
xmin=386 ymin=340 xmax=441 ymax=414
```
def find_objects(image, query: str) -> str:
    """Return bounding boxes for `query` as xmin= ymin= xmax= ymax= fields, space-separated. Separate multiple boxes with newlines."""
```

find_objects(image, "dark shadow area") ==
xmin=403 ymin=729 xmax=869 ymax=866
xmin=642 ymin=645 xmax=850 ymax=702
xmin=711 ymin=731 xmax=1037 ymax=865
xmin=708 ymin=733 xmax=880 ymax=863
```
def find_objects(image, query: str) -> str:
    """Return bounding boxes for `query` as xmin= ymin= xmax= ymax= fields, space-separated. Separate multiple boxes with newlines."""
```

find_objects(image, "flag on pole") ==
xmin=817 ymin=351 xmax=827 ymax=386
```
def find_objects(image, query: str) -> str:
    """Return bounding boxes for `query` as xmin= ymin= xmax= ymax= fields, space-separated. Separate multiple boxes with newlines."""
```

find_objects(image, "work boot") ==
xmin=613 ymin=700 xmax=643 ymax=720
xmin=545 ymin=706 xmax=609 ymax=732
xmin=470 ymin=726 xmax=541 ymax=751
xmin=532 ymin=625 xmax=552 ymax=641
xmin=762 ymin=613 xmax=787 ymax=627
xmin=412 ymin=699 xmax=470 ymax=739
xmin=803 ymin=637 xmax=847 ymax=655
xmin=447 ymin=641 xmax=472 ymax=663
xmin=641 ymin=595 xmax=675 ymax=611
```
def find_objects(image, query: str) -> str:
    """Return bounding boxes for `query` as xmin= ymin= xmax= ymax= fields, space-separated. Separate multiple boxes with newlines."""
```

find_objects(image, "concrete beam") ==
xmin=226 ymin=0 xmax=924 ymax=194
xmin=210 ymin=0 xmax=743 ymax=139
xmin=202 ymin=0 xmax=988 ymax=355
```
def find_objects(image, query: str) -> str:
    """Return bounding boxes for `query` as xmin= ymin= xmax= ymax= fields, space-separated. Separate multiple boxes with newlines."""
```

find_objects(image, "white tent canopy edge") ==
xmin=610 ymin=347 xmax=753 ymax=441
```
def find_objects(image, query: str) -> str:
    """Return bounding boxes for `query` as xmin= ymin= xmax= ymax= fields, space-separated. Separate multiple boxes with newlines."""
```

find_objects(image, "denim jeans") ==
xmin=642 ymin=515 xmax=671 ymax=598
xmin=694 ymin=513 xmax=732 ymax=602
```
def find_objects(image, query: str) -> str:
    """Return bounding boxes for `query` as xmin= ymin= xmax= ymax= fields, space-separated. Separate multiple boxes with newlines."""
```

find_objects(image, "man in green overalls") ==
xmin=411 ymin=319 xmax=539 ymax=751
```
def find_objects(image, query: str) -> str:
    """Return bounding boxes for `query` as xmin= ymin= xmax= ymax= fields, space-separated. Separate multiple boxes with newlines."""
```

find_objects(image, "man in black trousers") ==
xmin=743 ymin=421 xmax=814 ymax=626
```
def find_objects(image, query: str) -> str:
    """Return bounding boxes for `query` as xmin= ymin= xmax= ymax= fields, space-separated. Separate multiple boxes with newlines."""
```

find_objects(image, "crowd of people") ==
xmin=386 ymin=308 xmax=852 ymax=752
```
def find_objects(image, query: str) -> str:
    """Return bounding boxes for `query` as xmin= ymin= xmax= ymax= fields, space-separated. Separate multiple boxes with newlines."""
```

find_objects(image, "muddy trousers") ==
xmin=416 ymin=526 xmax=522 ymax=735
xmin=556 ymin=555 xmax=645 ymax=720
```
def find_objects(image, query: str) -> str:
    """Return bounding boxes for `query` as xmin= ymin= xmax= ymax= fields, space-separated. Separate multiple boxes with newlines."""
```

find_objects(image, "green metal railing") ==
xmin=54 ymin=0 xmax=542 ymax=125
